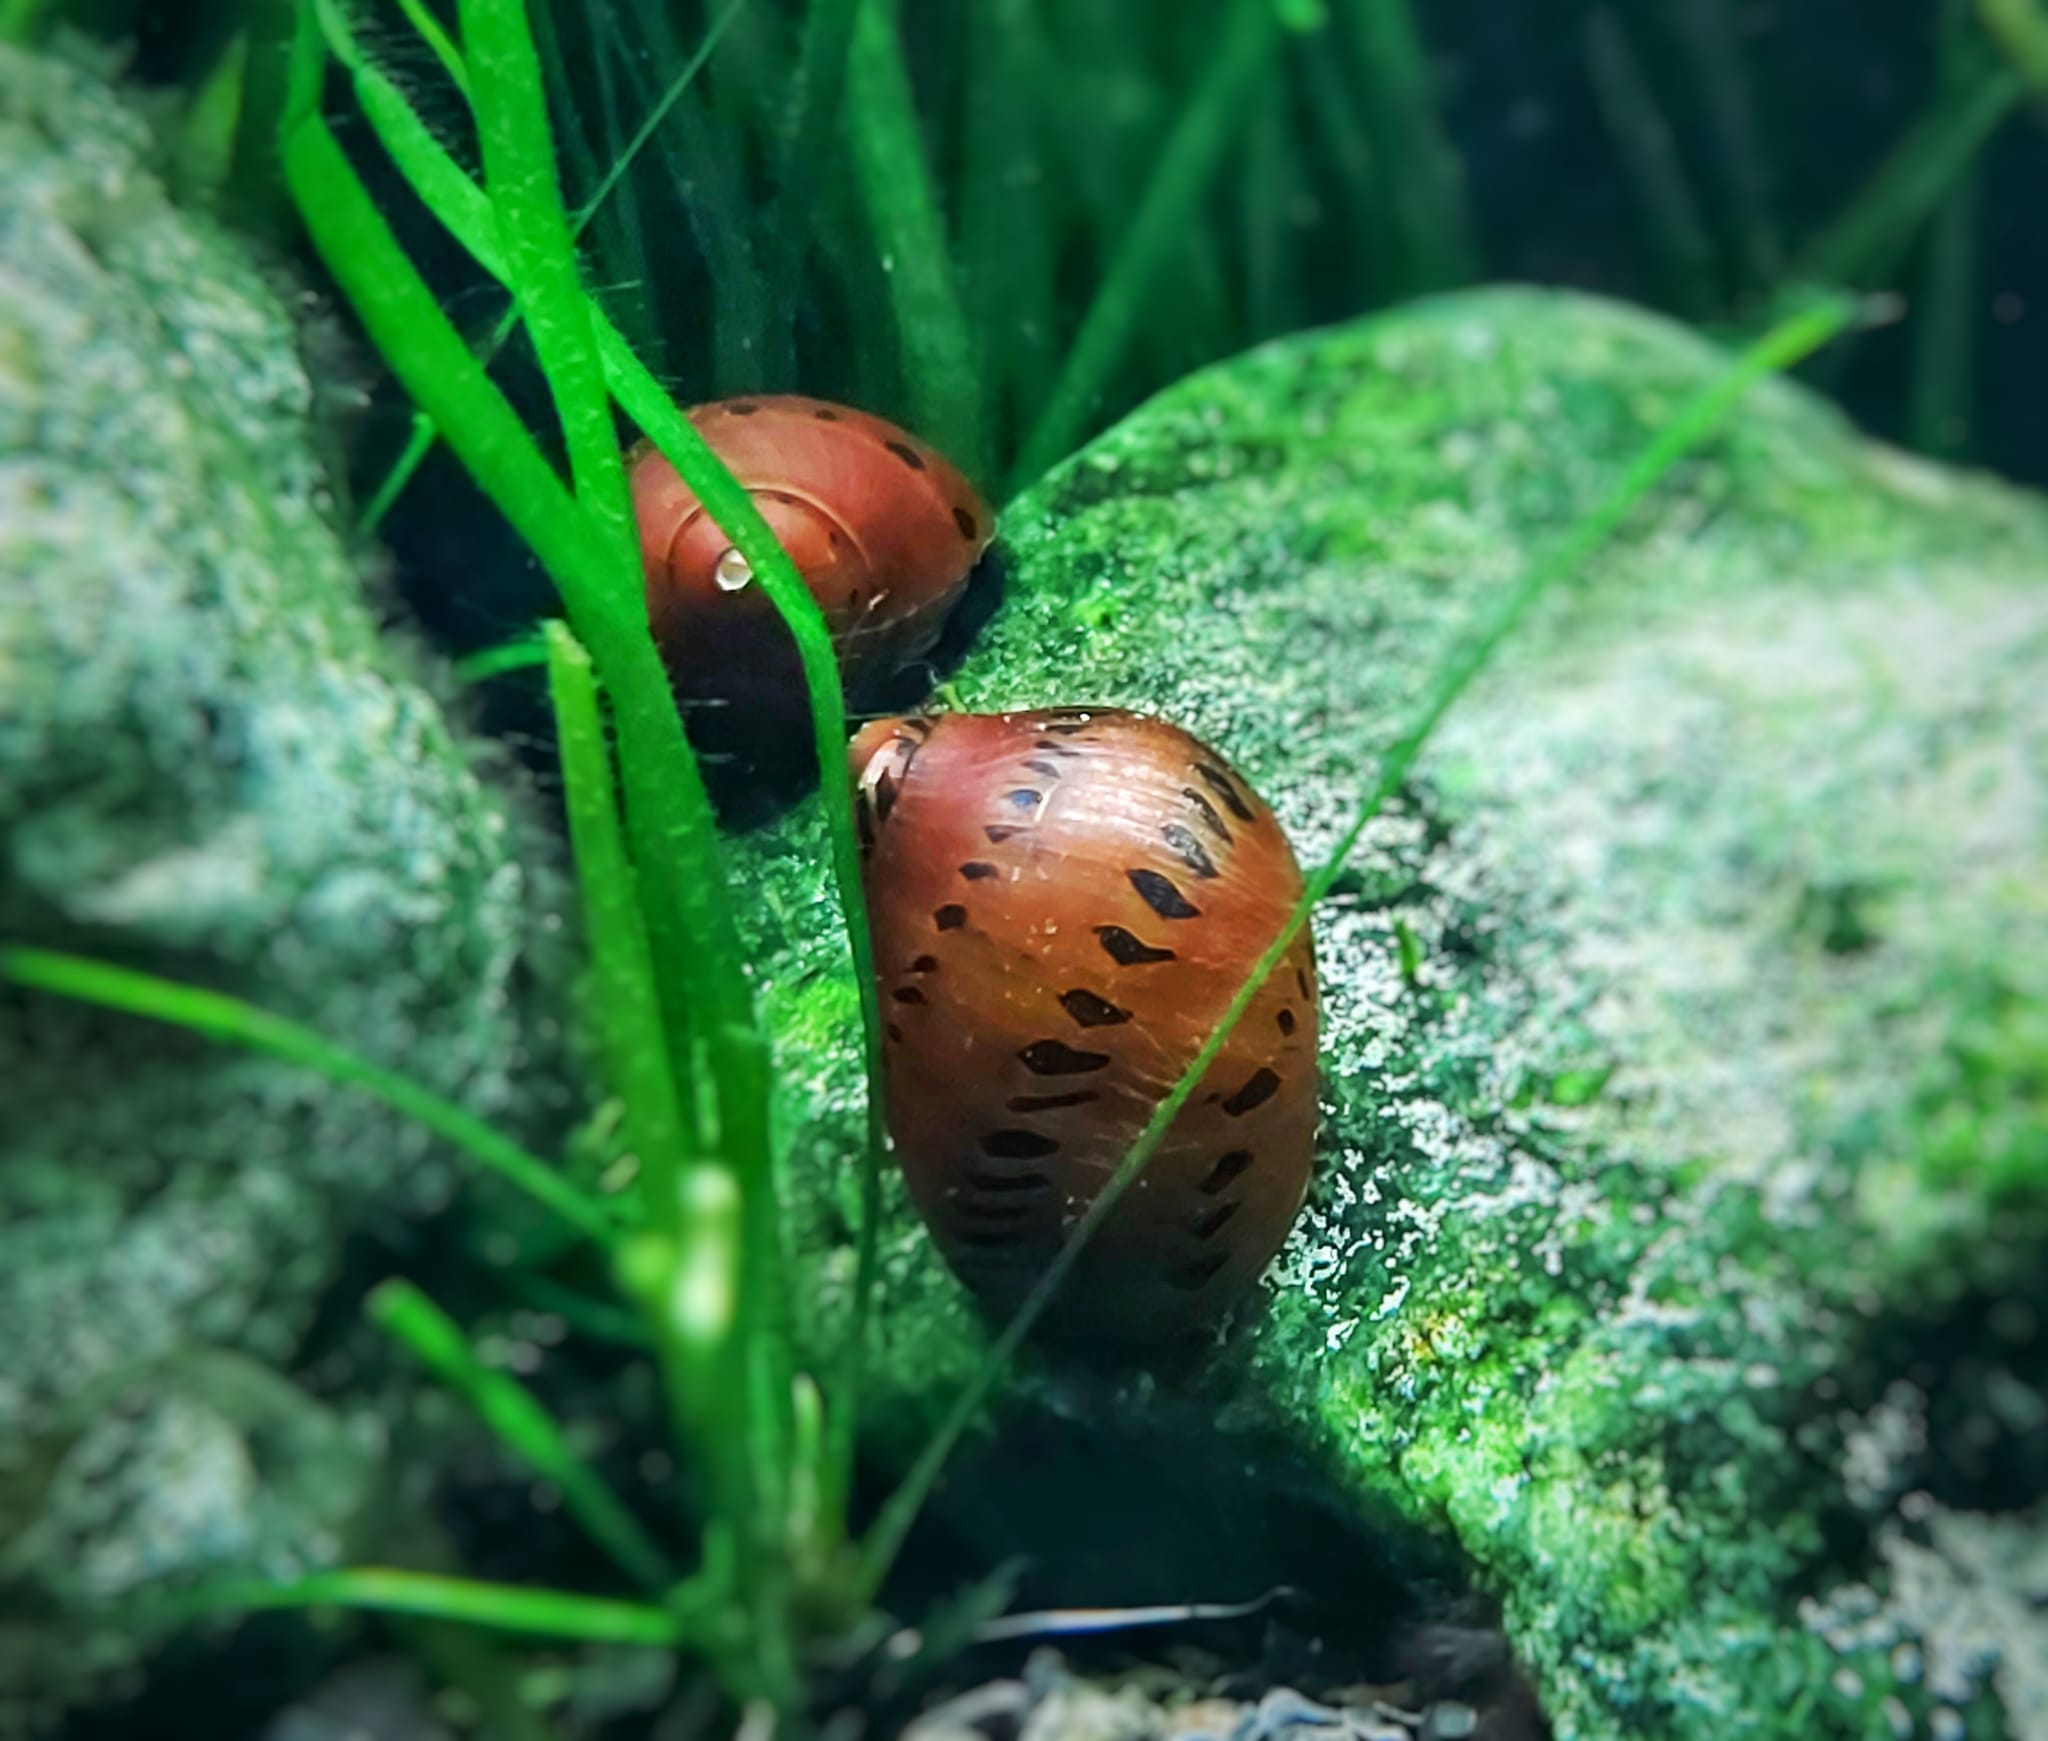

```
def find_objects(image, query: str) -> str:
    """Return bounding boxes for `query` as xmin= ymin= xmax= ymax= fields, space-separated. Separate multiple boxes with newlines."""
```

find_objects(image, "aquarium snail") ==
xmin=628 ymin=396 xmax=991 ymax=729
xmin=851 ymin=707 xmax=1318 ymax=1344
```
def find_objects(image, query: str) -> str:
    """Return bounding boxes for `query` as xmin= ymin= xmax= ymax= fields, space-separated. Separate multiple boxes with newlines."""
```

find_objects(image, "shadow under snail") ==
xmin=628 ymin=395 xmax=992 ymax=743
xmin=851 ymin=707 xmax=1320 ymax=1345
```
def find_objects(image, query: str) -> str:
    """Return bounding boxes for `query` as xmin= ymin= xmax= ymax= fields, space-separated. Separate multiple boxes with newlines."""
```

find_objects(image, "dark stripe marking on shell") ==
xmin=1195 ymin=763 xmax=1255 ymax=823
xmin=1019 ymin=1038 xmax=1112 ymax=1075
xmin=1059 ymin=988 xmax=1132 ymax=1028
xmin=1169 ymin=1251 xmax=1229 ymax=1290
xmin=1128 ymin=868 xmax=1201 ymax=919
xmin=983 ymin=1129 xmax=1061 ymax=1159
xmin=1008 ymin=1089 xmax=1099 ymax=1112
xmin=1161 ymin=823 xmax=1219 ymax=879
xmin=1096 ymin=925 xmax=1176 ymax=966
xmin=1181 ymin=787 xmax=1234 ymax=845
xmin=1222 ymin=1068 xmax=1281 ymax=1116
xmin=1201 ymin=1149 xmax=1253 ymax=1193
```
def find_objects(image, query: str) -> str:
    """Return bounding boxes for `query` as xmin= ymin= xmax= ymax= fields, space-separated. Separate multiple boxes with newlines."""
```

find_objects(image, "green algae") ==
xmin=736 ymin=288 xmax=2048 ymax=1737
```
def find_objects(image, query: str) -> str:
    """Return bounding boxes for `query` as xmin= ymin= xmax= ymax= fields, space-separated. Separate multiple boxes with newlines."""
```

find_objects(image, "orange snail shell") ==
xmin=628 ymin=396 xmax=992 ymax=723
xmin=850 ymin=708 xmax=1320 ymax=1345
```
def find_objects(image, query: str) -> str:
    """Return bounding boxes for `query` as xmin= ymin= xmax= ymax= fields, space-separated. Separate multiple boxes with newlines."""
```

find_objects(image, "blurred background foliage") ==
xmin=25 ymin=0 xmax=2043 ymax=661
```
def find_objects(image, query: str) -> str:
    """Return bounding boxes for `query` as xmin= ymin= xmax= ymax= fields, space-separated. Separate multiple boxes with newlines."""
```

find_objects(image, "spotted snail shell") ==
xmin=851 ymin=708 xmax=1319 ymax=1344
xmin=628 ymin=396 xmax=992 ymax=723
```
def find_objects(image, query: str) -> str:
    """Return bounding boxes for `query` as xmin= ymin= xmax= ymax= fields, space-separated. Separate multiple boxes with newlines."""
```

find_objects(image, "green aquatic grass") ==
xmin=0 ymin=947 xmax=613 ymax=1242
xmin=1585 ymin=9 xmax=1717 ymax=319
xmin=371 ymin=1279 xmax=679 ymax=1593
xmin=1011 ymin=0 xmax=1287 ymax=492
xmin=844 ymin=0 xmax=986 ymax=481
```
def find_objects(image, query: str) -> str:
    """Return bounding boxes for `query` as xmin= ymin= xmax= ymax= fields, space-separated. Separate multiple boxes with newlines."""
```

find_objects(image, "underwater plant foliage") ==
xmin=1 ymin=0 xmax=2044 ymax=1736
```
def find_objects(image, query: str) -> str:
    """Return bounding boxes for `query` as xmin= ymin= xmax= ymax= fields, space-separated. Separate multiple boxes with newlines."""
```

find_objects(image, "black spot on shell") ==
xmin=1019 ymin=1038 xmax=1112 ymax=1075
xmin=983 ymin=1129 xmax=1061 ymax=1159
xmin=1190 ymin=1200 xmax=1240 ymax=1240
xmin=1161 ymin=823 xmax=1219 ymax=879
xmin=874 ymin=769 xmax=899 ymax=822
xmin=1042 ymin=719 xmax=1091 ymax=735
xmin=812 ymin=406 xmax=840 ymax=420
xmin=964 ymin=1169 xmax=1050 ymax=1194
xmin=1025 ymin=758 xmax=1063 ymax=780
xmin=885 ymin=439 xmax=927 ymax=471
xmin=952 ymin=506 xmax=979 ymax=540
xmin=1059 ymin=989 xmax=1131 ymax=1028
xmin=727 ymin=400 xmax=760 ymax=414
xmin=1195 ymin=762 xmax=1255 ymax=823
xmin=1035 ymin=740 xmax=1083 ymax=757
xmin=892 ymin=986 xmax=926 ymax=1006
xmin=1005 ymin=789 xmax=1041 ymax=811
xmin=887 ymin=1023 xmax=904 ymax=1043
xmin=1007 ymin=1089 xmax=1099 ymax=1112
xmin=1168 ymin=1251 xmax=1229 ymax=1290
xmin=1296 ymin=968 xmax=1312 ymax=1000
xmin=985 ymin=824 xmax=1025 ymax=844
xmin=910 ymin=955 xmax=939 ymax=973
xmin=1182 ymin=787 xmax=1234 ymax=845
xmin=961 ymin=862 xmax=999 ymax=880
xmin=953 ymin=1199 xmax=1030 ymax=1221
xmin=855 ymin=790 xmax=876 ymax=850
xmin=1128 ymin=868 xmax=1200 ymax=920
xmin=1096 ymin=925 xmax=1176 ymax=966
xmin=1222 ymin=1067 xmax=1281 ymax=1116
xmin=1201 ymin=1150 xmax=1253 ymax=1193
xmin=935 ymin=904 xmax=967 ymax=930
xmin=1277 ymin=1008 xmax=1297 ymax=1036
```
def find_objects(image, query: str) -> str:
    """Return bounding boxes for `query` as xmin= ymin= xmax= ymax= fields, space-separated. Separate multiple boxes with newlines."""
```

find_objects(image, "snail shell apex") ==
xmin=851 ymin=708 xmax=1319 ymax=1345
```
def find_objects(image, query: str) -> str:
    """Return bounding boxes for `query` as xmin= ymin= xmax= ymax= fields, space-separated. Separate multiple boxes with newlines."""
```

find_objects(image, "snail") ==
xmin=628 ymin=396 xmax=992 ymax=739
xmin=851 ymin=707 xmax=1318 ymax=1344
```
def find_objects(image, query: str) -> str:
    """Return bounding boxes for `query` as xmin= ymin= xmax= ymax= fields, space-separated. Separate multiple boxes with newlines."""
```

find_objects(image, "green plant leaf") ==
xmin=0 ymin=947 xmax=613 ymax=1242
xmin=371 ymin=1279 xmax=678 ymax=1593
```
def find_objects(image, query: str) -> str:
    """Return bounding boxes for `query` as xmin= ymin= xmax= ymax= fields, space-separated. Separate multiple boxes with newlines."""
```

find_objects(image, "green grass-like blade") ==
xmin=1010 ymin=0 xmax=1283 ymax=494
xmin=858 ymin=289 xmax=1862 ymax=1597
xmin=394 ymin=0 xmax=470 ymax=96
xmin=349 ymin=0 xmax=742 ymax=533
xmin=0 ymin=947 xmax=612 ymax=1242
xmin=844 ymin=0 xmax=987 ymax=480
xmin=1337 ymin=0 xmax=1476 ymax=294
xmin=1671 ymin=0 xmax=1782 ymax=288
xmin=765 ymin=0 xmax=861 ymax=344
xmin=371 ymin=1280 xmax=678 ymax=1592
xmin=298 ymin=18 xmax=887 ymax=1286
xmin=456 ymin=631 xmax=551 ymax=681
xmin=285 ymin=27 xmax=758 ymax=1152
xmin=544 ymin=622 xmax=691 ymax=1204
xmin=1980 ymin=0 xmax=2048 ymax=88
xmin=179 ymin=1568 xmax=683 ymax=1643
xmin=1585 ymin=8 xmax=1718 ymax=319
xmin=1793 ymin=37 xmax=2021 ymax=290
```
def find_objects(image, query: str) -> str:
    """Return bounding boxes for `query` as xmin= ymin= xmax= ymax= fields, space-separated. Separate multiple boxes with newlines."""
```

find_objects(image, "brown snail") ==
xmin=628 ymin=396 xmax=991 ymax=736
xmin=851 ymin=707 xmax=1319 ymax=1344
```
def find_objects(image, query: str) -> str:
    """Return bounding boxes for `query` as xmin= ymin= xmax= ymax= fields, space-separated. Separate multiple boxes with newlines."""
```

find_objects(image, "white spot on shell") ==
xmin=714 ymin=547 xmax=754 ymax=592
